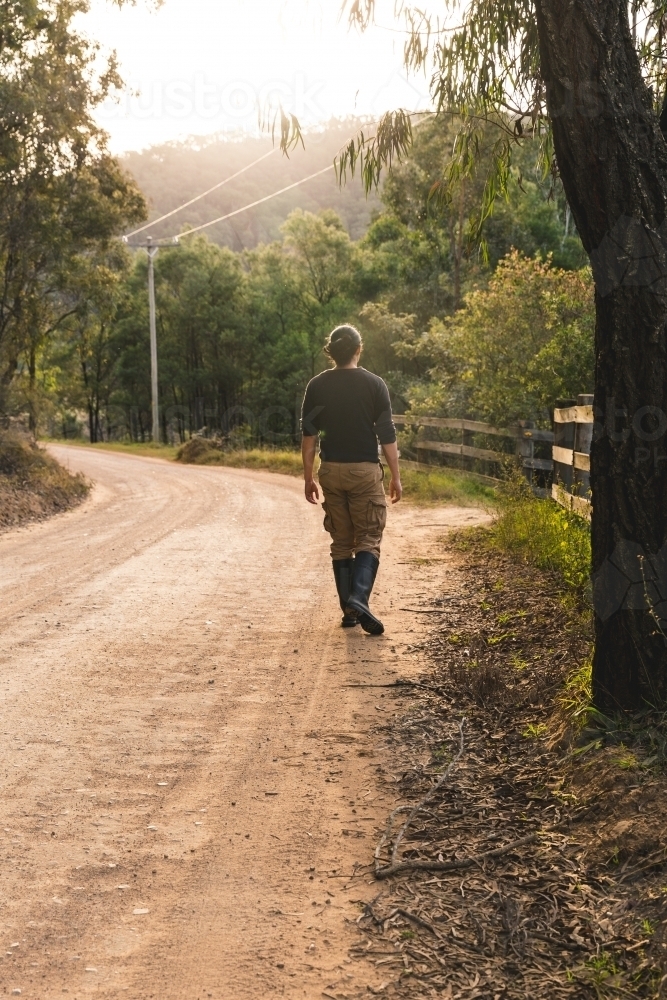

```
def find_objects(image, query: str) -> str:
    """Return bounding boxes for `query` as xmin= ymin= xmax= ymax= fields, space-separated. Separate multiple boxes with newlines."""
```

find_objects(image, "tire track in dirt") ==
xmin=0 ymin=445 xmax=489 ymax=999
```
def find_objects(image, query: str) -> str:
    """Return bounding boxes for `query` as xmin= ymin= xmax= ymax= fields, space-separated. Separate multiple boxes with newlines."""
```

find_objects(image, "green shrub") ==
xmin=175 ymin=437 xmax=221 ymax=464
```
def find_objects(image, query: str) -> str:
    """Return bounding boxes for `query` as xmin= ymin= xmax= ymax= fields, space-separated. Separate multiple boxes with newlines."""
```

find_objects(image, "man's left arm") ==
xmin=301 ymin=382 xmax=322 ymax=504
xmin=381 ymin=441 xmax=402 ymax=503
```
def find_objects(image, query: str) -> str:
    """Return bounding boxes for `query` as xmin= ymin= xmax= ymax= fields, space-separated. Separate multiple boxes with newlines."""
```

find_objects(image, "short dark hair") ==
xmin=324 ymin=325 xmax=363 ymax=366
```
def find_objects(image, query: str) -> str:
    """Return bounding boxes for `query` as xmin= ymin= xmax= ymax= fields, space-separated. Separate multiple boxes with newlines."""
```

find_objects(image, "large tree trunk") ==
xmin=535 ymin=0 xmax=667 ymax=710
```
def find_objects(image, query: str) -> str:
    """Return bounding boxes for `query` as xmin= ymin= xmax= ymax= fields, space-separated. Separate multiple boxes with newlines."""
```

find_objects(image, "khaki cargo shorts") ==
xmin=318 ymin=461 xmax=387 ymax=560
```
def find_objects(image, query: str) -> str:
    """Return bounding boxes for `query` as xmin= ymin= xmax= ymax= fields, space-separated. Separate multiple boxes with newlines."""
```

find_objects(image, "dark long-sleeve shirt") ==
xmin=301 ymin=367 xmax=396 ymax=463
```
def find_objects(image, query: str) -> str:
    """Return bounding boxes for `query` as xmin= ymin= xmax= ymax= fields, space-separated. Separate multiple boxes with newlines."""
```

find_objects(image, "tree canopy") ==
xmin=0 ymin=0 xmax=146 ymax=420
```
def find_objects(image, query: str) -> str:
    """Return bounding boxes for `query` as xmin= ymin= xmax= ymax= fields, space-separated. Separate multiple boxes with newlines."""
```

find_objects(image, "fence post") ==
xmin=552 ymin=397 xmax=576 ymax=490
xmin=551 ymin=395 xmax=594 ymax=519
xmin=516 ymin=420 xmax=534 ymax=487
xmin=573 ymin=393 xmax=594 ymax=497
xmin=462 ymin=422 xmax=473 ymax=473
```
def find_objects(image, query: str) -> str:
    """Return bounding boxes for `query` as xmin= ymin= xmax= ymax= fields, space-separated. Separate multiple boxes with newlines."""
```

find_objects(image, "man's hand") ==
xmin=302 ymin=435 xmax=319 ymax=504
xmin=381 ymin=441 xmax=403 ymax=503
xmin=389 ymin=476 xmax=403 ymax=504
xmin=304 ymin=478 xmax=320 ymax=505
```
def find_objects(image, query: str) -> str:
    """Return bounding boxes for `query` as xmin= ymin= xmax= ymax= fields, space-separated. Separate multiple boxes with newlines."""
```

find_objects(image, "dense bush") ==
xmin=396 ymin=250 xmax=594 ymax=427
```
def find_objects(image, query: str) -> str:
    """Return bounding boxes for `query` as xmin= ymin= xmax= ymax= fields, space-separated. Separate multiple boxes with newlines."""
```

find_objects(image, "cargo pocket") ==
xmin=367 ymin=499 xmax=387 ymax=534
xmin=322 ymin=501 xmax=333 ymax=535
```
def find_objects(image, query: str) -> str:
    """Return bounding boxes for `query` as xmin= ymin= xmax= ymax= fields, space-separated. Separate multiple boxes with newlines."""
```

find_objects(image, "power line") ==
xmin=123 ymin=147 xmax=278 ymax=241
xmin=160 ymin=163 xmax=336 ymax=241
xmin=125 ymin=111 xmax=434 ymax=247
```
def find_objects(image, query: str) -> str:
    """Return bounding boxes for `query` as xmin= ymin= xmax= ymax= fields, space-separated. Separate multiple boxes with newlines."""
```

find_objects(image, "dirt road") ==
xmin=0 ymin=446 xmax=489 ymax=999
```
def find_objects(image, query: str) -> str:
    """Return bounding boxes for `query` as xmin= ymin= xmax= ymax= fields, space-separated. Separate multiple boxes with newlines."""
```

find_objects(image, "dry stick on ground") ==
xmin=375 ymin=830 xmax=540 ymax=880
xmin=342 ymin=680 xmax=451 ymax=698
xmin=375 ymin=719 xmax=466 ymax=877
xmin=342 ymin=683 xmax=412 ymax=689
xmin=375 ymin=806 xmax=597 ymax=880
xmin=402 ymin=604 xmax=441 ymax=611
xmin=386 ymin=907 xmax=443 ymax=938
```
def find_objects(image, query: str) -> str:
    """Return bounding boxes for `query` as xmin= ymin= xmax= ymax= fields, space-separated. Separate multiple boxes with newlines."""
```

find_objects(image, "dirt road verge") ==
xmin=0 ymin=435 xmax=88 ymax=531
xmin=356 ymin=534 xmax=667 ymax=1000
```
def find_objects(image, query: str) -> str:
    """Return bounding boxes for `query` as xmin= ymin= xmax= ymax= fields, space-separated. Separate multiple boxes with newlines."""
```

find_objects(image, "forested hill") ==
xmin=121 ymin=119 xmax=380 ymax=248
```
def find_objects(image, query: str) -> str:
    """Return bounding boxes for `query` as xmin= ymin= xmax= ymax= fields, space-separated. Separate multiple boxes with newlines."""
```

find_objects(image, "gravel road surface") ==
xmin=0 ymin=446 xmax=489 ymax=999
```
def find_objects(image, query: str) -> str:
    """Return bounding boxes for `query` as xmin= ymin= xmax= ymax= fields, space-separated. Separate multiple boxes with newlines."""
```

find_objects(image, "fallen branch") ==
xmin=374 ymin=719 xmax=466 ymax=876
xmin=342 ymin=679 xmax=450 ymax=698
xmin=399 ymin=607 xmax=448 ymax=613
xmin=405 ymin=680 xmax=451 ymax=698
xmin=341 ymin=682 xmax=413 ymax=689
xmin=387 ymin=907 xmax=442 ymax=938
xmin=374 ymin=806 xmax=592 ymax=881
xmin=375 ymin=830 xmax=539 ymax=879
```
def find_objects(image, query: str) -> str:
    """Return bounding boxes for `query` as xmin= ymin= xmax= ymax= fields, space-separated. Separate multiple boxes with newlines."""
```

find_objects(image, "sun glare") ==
xmin=77 ymin=0 xmax=433 ymax=152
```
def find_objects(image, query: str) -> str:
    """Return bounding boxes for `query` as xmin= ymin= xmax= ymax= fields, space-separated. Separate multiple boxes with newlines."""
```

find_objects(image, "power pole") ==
xmin=147 ymin=237 xmax=160 ymax=444
xmin=131 ymin=236 xmax=179 ymax=445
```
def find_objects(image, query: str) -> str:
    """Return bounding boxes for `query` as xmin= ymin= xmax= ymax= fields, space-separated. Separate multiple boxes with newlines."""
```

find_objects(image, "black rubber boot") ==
xmin=332 ymin=559 xmax=359 ymax=628
xmin=346 ymin=551 xmax=384 ymax=635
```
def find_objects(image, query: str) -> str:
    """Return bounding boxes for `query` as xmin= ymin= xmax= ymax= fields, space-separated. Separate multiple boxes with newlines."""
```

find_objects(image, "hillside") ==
xmin=121 ymin=119 xmax=381 ymax=248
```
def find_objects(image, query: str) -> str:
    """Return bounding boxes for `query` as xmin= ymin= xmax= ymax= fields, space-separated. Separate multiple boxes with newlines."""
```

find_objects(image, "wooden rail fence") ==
xmin=395 ymin=401 xmax=596 ymax=519
xmin=394 ymin=414 xmax=554 ymax=490
xmin=551 ymin=394 xmax=593 ymax=519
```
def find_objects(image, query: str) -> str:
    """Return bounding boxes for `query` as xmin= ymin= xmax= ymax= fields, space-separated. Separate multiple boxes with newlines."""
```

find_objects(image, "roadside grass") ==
xmin=47 ymin=437 xmax=496 ymax=506
xmin=176 ymin=438 xmax=495 ymax=506
xmin=208 ymin=448 xmax=306 ymax=476
xmin=491 ymin=476 xmax=591 ymax=592
xmin=174 ymin=438 xmax=305 ymax=475
xmin=174 ymin=437 xmax=497 ymax=506
xmin=398 ymin=467 xmax=495 ymax=506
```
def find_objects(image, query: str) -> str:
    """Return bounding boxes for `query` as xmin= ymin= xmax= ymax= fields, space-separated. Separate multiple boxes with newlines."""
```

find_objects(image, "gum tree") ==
xmin=0 ymin=1 xmax=146 ymax=414
xmin=338 ymin=0 xmax=667 ymax=712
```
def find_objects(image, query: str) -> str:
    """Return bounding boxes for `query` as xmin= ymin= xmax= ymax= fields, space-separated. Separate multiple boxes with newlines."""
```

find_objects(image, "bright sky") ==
xmin=79 ymin=0 xmax=435 ymax=153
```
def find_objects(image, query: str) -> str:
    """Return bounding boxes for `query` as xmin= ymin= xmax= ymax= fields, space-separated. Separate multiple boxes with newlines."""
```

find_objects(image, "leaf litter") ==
xmin=348 ymin=537 xmax=667 ymax=999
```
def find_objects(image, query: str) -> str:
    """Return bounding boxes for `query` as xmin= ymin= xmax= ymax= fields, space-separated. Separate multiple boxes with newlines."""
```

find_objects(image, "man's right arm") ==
xmin=301 ymin=382 xmax=320 ymax=504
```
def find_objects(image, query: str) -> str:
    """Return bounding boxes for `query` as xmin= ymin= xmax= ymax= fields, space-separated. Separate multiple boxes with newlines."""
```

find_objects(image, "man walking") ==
xmin=301 ymin=324 xmax=402 ymax=635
